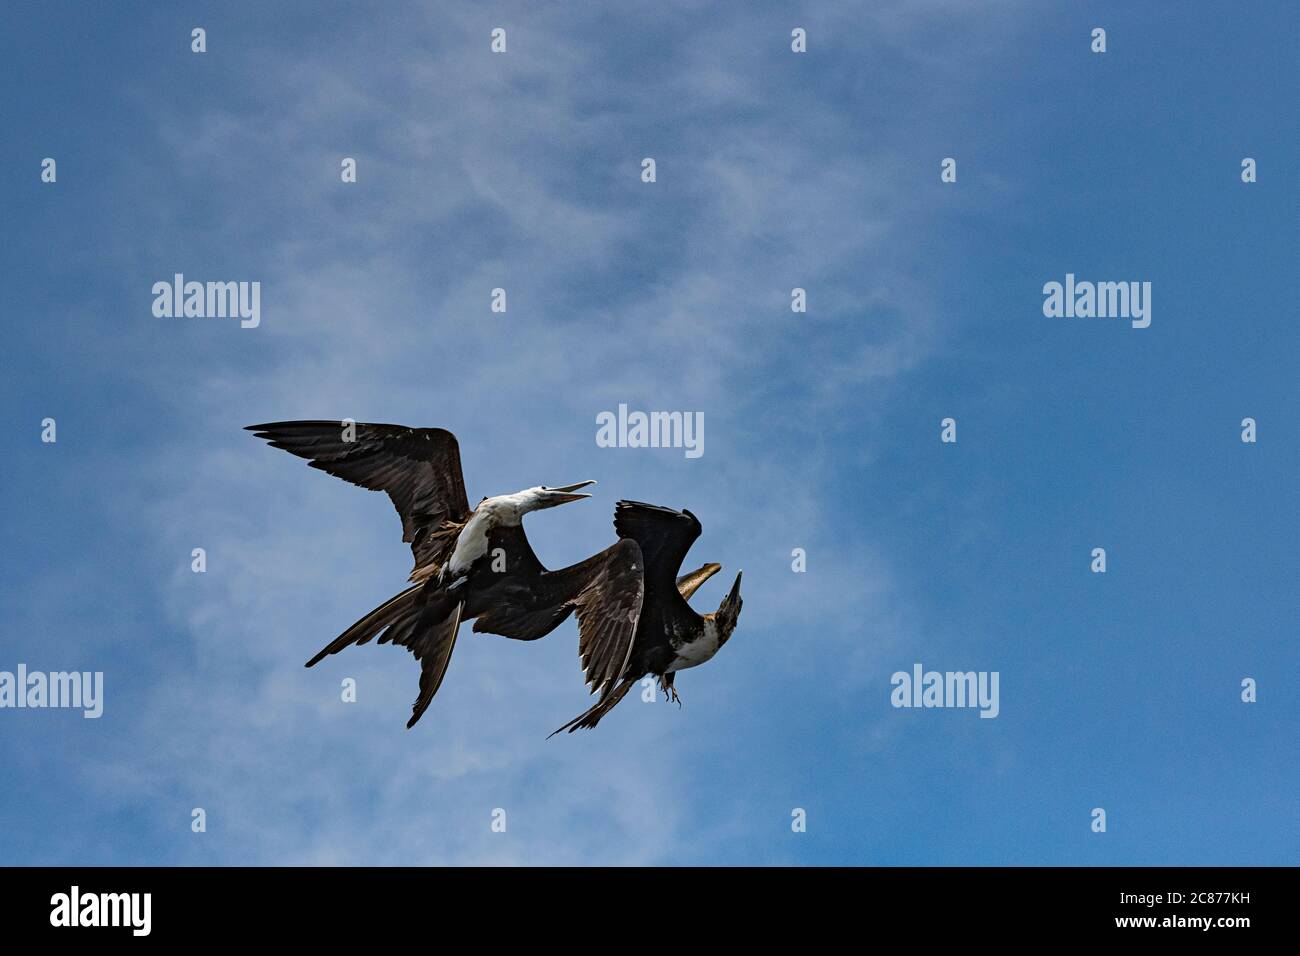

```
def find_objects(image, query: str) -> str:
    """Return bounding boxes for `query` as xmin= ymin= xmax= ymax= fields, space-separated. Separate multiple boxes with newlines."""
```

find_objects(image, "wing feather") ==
xmin=613 ymin=500 xmax=701 ymax=591
xmin=572 ymin=539 xmax=645 ymax=697
xmin=246 ymin=420 xmax=470 ymax=574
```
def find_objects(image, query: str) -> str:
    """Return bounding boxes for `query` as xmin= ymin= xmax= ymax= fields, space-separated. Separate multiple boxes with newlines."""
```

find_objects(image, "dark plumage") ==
xmin=550 ymin=501 xmax=743 ymax=735
xmin=247 ymin=420 xmax=643 ymax=728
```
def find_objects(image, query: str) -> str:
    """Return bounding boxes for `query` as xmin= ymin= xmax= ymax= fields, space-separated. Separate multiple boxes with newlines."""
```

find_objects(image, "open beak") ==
xmin=537 ymin=480 xmax=596 ymax=508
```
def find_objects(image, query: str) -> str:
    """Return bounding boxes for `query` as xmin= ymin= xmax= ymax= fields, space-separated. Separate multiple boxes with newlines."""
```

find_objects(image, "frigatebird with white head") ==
xmin=552 ymin=500 xmax=744 ymax=735
xmin=246 ymin=421 xmax=645 ymax=728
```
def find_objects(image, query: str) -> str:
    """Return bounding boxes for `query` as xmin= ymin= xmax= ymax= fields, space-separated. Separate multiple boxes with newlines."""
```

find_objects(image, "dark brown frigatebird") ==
xmin=246 ymin=420 xmax=644 ymax=728
xmin=552 ymin=500 xmax=743 ymax=735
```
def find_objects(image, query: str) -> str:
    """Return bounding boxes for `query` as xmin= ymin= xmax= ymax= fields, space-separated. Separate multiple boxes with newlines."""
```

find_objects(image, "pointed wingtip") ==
xmin=548 ymin=716 xmax=583 ymax=738
xmin=245 ymin=421 xmax=311 ymax=434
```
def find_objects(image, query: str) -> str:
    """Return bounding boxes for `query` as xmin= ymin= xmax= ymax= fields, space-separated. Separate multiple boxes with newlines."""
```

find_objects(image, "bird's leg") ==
xmin=659 ymin=674 xmax=682 ymax=707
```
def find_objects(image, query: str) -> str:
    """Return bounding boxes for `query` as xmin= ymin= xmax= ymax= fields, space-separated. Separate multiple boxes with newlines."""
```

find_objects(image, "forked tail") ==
xmin=306 ymin=584 xmax=425 ymax=667
xmin=305 ymin=583 xmax=464 ymax=728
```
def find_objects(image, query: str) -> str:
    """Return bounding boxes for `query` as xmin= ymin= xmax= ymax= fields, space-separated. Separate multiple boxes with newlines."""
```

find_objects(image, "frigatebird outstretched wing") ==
xmin=569 ymin=555 xmax=710 ymax=709
xmin=613 ymin=500 xmax=702 ymax=637
xmin=614 ymin=500 xmax=701 ymax=585
xmin=245 ymin=421 xmax=470 ymax=576
xmin=570 ymin=539 xmax=645 ymax=698
xmin=608 ymin=500 xmax=707 ymax=676
xmin=470 ymin=530 xmax=645 ymax=698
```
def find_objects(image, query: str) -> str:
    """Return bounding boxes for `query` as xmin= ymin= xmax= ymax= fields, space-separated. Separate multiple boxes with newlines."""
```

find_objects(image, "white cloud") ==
xmin=70 ymin=0 xmax=1031 ymax=864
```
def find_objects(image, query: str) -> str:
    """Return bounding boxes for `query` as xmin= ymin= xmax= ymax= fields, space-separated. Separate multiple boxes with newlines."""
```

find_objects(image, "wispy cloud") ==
xmin=15 ymin=0 xmax=1035 ymax=864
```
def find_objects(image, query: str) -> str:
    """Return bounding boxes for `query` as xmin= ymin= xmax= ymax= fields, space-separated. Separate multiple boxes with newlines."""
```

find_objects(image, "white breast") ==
xmin=445 ymin=495 xmax=522 ymax=578
xmin=667 ymin=618 xmax=721 ymax=673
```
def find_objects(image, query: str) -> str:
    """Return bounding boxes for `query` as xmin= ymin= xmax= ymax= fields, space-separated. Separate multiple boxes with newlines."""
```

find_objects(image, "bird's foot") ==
xmin=668 ymin=686 xmax=682 ymax=707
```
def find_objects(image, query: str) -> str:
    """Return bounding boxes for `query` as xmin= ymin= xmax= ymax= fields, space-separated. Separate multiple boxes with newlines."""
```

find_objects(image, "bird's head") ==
xmin=712 ymin=571 xmax=743 ymax=645
xmin=520 ymin=480 xmax=597 ymax=512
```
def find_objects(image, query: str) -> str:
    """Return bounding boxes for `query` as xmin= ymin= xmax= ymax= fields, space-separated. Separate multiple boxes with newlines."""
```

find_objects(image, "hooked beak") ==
xmin=536 ymin=480 xmax=597 ymax=508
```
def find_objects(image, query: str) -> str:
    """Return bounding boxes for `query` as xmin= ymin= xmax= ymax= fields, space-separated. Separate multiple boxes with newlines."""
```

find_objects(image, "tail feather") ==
xmin=305 ymin=584 xmax=423 ymax=667
xmin=548 ymin=678 xmax=637 ymax=738
xmin=406 ymin=601 xmax=462 ymax=729
xmin=305 ymin=582 xmax=464 ymax=728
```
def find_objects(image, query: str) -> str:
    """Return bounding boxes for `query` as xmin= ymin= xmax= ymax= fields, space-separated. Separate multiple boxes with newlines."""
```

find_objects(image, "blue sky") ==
xmin=2 ymin=0 xmax=1295 ymax=865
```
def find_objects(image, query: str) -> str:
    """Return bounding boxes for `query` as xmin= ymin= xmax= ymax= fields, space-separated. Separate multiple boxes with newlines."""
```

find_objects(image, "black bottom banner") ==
xmin=0 ymin=866 xmax=1284 ymax=941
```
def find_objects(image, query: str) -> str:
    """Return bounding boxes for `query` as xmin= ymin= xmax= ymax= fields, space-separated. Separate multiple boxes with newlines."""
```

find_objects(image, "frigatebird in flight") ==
xmin=553 ymin=500 xmax=743 ymax=735
xmin=246 ymin=420 xmax=645 ymax=728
